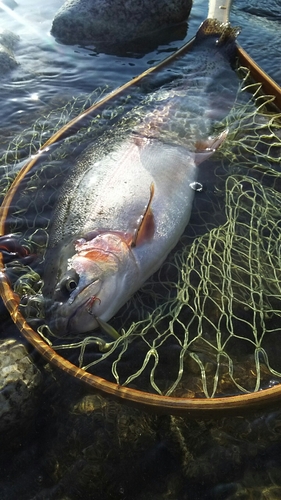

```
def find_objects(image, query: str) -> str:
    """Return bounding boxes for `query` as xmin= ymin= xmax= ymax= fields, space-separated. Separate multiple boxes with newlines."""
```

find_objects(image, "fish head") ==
xmin=48 ymin=232 xmax=138 ymax=335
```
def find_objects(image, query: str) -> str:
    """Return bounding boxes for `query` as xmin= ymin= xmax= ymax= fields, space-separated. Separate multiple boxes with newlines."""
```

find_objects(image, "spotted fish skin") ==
xmin=45 ymin=19 xmax=239 ymax=336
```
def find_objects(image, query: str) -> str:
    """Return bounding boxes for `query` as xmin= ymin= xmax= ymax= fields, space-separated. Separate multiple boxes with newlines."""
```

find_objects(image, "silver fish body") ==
xmin=45 ymin=20 xmax=239 ymax=335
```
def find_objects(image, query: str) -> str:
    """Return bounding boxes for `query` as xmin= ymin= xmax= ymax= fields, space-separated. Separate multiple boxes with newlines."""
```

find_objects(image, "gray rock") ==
xmin=0 ymin=338 xmax=42 ymax=433
xmin=51 ymin=0 xmax=192 ymax=45
xmin=0 ymin=30 xmax=19 ymax=74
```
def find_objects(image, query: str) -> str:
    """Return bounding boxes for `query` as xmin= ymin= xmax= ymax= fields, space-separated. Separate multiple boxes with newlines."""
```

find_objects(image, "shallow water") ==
xmin=1 ymin=0 xmax=281 ymax=499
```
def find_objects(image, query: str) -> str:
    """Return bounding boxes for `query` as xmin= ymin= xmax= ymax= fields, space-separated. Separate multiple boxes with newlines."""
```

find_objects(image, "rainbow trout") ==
xmin=45 ymin=19 xmax=239 ymax=336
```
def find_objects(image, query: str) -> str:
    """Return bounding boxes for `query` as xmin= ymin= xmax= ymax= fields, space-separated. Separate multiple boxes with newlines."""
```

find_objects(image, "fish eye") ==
xmin=61 ymin=269 xmax=79 ymax=294
xmin=65 ymin=278 xmax=78 ymax=292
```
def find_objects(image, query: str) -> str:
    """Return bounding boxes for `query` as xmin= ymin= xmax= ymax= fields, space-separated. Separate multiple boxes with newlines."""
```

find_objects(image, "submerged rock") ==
xmin=51 ymin=0 xmax=192 ymax=45
xmin=0 ymin=30 xmax=19 ymax=75
xmin=0 ymin=338 xmax=42 ymax=434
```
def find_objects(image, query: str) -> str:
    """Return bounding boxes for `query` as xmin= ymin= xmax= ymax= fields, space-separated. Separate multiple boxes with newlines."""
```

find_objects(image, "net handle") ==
xmin=208 ymin=0 xmax=232 ymax=23
xmin=208 ymin=0 xmax=281 ymax=108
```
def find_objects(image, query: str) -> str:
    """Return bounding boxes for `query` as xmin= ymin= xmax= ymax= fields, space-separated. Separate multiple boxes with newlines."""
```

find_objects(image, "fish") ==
xmin=44 ymin=19 xmax=239 ymax=337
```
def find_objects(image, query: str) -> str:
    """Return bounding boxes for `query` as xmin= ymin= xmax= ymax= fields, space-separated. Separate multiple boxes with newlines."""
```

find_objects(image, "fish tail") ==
xmin=196 ymin=18 xmax=240 ymax=66
xmin=196 ymin=18 xmax=240 ymax=42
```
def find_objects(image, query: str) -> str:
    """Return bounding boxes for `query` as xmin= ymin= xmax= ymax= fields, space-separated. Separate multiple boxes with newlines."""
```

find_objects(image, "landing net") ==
xmin=2 ymin=66 xmax=281 ymax=401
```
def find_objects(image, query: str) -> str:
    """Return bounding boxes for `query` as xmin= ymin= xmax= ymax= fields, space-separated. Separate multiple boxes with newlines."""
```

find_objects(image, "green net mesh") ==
xmin=2 ymin=65 xmax=281 ymax=400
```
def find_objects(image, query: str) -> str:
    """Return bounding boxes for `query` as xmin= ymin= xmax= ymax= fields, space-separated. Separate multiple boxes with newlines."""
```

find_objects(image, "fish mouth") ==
xmin=65 ymin=279 xmax=102 ymax=333
xmin=49 ymin=280 xmax=101 ymax=337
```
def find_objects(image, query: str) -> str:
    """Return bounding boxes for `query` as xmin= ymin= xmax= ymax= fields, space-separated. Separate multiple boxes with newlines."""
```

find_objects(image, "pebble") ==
xmin=0 ymin=338 xmax=42 ymax=434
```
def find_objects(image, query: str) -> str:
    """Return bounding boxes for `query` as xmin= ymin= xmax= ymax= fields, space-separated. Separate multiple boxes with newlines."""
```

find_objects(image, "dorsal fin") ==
xmin=131 ymin=183 xmax=155 ymax=247
xmin=194 ymin=129 xmax=228 ymax=165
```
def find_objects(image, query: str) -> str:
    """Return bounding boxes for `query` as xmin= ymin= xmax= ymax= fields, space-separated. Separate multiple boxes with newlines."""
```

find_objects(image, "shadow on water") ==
xmin=78 ymin=22 xmax=189 ymax=58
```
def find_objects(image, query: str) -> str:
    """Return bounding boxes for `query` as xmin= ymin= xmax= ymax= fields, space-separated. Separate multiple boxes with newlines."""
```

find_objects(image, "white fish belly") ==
xmin=65 ymin=134 xmax=197 ymax=280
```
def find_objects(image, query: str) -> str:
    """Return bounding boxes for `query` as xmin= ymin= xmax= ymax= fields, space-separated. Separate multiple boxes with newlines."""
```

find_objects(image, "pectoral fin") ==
xmin=79 ymin=183 xmax=155 ymax=251
xmin=131 ymin=182 xmax=155 ymax=247
xmin=95 ymin=315 xmax=120 ymax=340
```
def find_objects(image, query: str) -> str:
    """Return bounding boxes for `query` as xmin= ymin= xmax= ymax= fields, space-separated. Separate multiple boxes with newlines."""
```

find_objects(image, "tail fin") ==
xmin=195 ymin=18 xmax=240 ymax=66
xmin=196 ymin=18 xmax=240 ymax=43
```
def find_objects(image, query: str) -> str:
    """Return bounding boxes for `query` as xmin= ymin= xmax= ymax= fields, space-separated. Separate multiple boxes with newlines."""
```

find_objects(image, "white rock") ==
xmin=0 ymin=30 xmax=19 ymax=75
